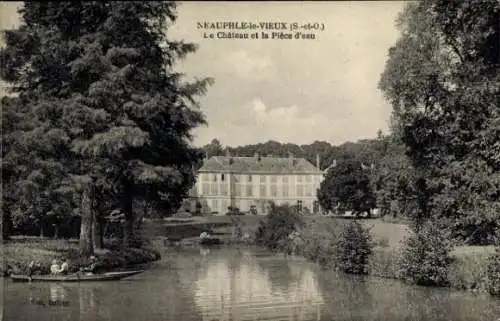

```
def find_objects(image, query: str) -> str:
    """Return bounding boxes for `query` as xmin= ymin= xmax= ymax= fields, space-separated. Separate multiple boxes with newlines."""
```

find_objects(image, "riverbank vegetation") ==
xmin=1 ymin=236 xmax=160 ymax=276
xmin=1 ymin=1 xmax=211 ymax=268
xmin=253 ymin=205 xmax=500 ymax=297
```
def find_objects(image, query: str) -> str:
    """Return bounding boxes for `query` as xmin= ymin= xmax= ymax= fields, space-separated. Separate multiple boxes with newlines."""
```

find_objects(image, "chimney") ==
xmin=288 ymin=153 xmax=294 ymax=167
xmin=316 ymin=154 xmax=320 ymax=170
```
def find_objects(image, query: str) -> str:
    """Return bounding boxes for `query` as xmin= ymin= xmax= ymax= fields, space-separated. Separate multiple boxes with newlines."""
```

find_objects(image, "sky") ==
xmin=0 ymin=1 xmax=407 ymax=147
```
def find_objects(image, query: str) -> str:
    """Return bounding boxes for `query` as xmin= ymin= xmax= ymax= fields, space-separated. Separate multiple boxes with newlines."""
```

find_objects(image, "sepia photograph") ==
xmin=1 ymin=1 xmax=499 ymax=320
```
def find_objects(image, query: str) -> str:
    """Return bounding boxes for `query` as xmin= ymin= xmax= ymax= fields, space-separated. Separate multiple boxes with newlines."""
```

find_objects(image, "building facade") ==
xmin=186 ymin=154 xmax=325 ymax=215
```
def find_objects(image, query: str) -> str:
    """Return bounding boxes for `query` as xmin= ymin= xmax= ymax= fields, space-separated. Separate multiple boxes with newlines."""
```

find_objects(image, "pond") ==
xmin=3 ymin=246 xmax=499 ymax=321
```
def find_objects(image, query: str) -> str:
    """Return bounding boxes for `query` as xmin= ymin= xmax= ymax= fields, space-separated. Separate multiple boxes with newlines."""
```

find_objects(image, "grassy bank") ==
xmin=1 ymin=236 xmax=160 ymax=277
xmin=244 ymin=213 xmax=500 ymax=296
xmin=142 ymin=215 xmax=262 ymax=246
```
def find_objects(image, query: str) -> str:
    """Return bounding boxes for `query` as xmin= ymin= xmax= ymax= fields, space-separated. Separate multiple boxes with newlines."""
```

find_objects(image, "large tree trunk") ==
xmin=40 ymin=218 xmax=44 ymax=239
xmin=97 ymin=216 xmax=104 ymax=249
xmin=53 ymin=223 xmax=60 ymax=239
xmin=0 ymin=214 xmax=4 ymax=277
xmin=122 ymin=182 xmax=135 ymax=249
xmin=92 ymin=213 xmax=102 ymax=250
xmin=1 ymin=211 xmax=10 ymax=240
xmin=79 ymin=184 xmax=94 ymax=257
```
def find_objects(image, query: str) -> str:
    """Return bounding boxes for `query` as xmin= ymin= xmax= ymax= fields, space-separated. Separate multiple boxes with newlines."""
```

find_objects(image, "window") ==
xmin=260 ymin=185 xmax=267 ymax=197
xmin=221 ymin=173 xmax=225 ymax=181
xmin=297 ymin=175 xmax=303 ymax=183
xmin=306 ymin=175 xmax=312 ymax=182
xmin=305 ymin=184 xmax=312 ymax=196
xmin=283 ymin=184 xmax=289 ymax=197
xmin=270 ymin=175 xmax=277 ymax=183
xmin=221 ymin=200 xmax=228 ymax=213
xmin=248 ymin=174 xmax=252 ymax=182
xmin=202 ymin=183 xmax=210 ymax=195
xmin=212 ymin=199 xmax=218 ymax=212
xmin=235 ymin=184 xmax=241 ymax=196
xmin=283 ymin=176 xmax=288 ymax=183
xmin=270 ymin=185 xmax=277 ymax=197
xmin=220 ymin=183 xmax=228 ymax=196
xmin=297 ymin=200 xmax=303 ymax=212
xmin=213 ymin=174 xmax=218 ymax=182
xmin=240 ymin=200 xmax=248 ymax=211
xmin=296 ymin=184 xmax=304 ymax=197
xmin=246 ymin=184 xmax=253 ymax=197
xmin=260 ymin=175 xmax=266 ymax=183
xmin=210 ymin=182 xmax=218 ymax=195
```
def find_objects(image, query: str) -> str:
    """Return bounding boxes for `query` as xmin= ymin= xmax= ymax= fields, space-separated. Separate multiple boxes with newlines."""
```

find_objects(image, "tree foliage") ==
xmin=336 ymin=220 xmax=373 ymax=274
xmin=379 ymin=0 xmax=500 ymax=243
xmin=255 ymin=204 xmax=304 ymax=251
xmin=317 ymin=158 xmax=376 ymax=215
xmin=1 ymin=2 xmax=211 ymax=250
xmin=202 ymin=138 xmax=224 ymax=158
xmin=206 ymin=137 xmax=388 ymax=172
xmin=398 ymin=221 xmax=453 ymax=287
xmin=373 ymin=136 xmax=417 ymax=219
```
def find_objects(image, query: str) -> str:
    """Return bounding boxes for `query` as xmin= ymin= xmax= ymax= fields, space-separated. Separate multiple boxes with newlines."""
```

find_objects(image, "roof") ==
xmin=199 ymin=156 xmax=322 ymax=174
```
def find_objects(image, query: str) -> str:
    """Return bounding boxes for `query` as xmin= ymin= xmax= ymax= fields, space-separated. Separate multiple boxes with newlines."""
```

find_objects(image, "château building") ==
xmin=186 ymin=154 xmax=326 ymax=215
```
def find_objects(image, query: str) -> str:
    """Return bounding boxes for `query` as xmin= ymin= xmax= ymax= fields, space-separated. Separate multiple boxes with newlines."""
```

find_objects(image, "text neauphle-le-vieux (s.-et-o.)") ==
xmin=197 ymin=21 xmax=325 ymax=40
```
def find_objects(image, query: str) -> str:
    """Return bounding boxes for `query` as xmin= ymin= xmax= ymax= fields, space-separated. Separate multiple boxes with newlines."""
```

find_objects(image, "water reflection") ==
xmin=317 ymin=271 xmax=500 ymax=321
xmin=4 ymin=247 xmax=500 ymax=321
xmin=0 ymin=277 xmax=3 ymax=320
xmin=50 ymin=283 xmax=68 ymax=302
xmin=78 ymin=285 xmax=97 ymax=321
xmin=194 ymin=248 xmax=323 ymax=321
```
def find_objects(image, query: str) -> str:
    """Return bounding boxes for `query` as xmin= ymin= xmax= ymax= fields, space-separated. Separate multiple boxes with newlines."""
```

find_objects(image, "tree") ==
xmin=0 ymin=2 xmax=211 ymax=252
xmin=373 ymin=135 xmax=418 ymax=219
xmin=1 ymin=93 xmax=77 ymax=239
xmin=202 ymin=138 xmax=224 ymax=158
xmin=317 ymin=158 xmax=376 ymax=216
xmin=379 ymin=0 xmax=500 ymax=242
xmin=301 ymin=140 xmax=332 ymax=169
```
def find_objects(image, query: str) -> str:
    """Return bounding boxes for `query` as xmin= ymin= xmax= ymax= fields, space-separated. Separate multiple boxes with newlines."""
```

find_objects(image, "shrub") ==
xmin=398 ymin=222 xmax=452 ymax=286
xmin=254 ymin=204 xmax=303 ymax=251
xmin=486 ymin=249 xmax=500 ymax=296
xmin=335 ymin=220 xmax=373 ymax=274
xmin=297 ymin=217 xmax=343 ymax=267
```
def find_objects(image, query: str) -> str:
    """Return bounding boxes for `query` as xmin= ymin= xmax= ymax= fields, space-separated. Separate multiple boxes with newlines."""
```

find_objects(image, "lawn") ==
xmin=156 ymin=214 xmax=409 ymax=248
xmin=1 ymin=236 xmax=160 ymax=276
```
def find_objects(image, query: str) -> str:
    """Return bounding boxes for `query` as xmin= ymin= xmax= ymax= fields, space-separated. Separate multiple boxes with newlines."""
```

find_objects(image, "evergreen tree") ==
xmin=1 ymin=2 xmax=211 ymax=253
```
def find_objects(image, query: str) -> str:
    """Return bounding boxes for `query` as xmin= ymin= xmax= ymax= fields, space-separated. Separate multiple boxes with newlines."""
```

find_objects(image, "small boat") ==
xmin=10 ymin=270 xmax=145 ymax=283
